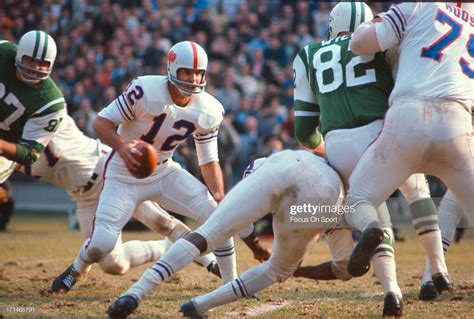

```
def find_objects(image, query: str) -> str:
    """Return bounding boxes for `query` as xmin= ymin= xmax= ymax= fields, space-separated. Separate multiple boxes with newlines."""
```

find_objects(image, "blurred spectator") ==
xmin=313 ymin=2 xmax=332 ymax=40
xmin=293 ymin=2 xmax=315 ymax=35
xmin=1 ymin=0 xmax=354 ymax=188
xmin=218 ymin=113 xmax=241 ymax=191
xmin=235 ymin=63 xmax=261 ymax=98
xmin=215 ymin=72 xmax=242 ymax=113
xmin=257 ymin=96 xmax=287 ymax=137
xmin=233 ymin=96 xmax=256 ymax=134
xmin=265 ymin=36 xmax=287 ymax=67
xmin=234 ymin=115 xmax=259 ymax=182
xmin=72 ymin=98 xmax=98 ymax=138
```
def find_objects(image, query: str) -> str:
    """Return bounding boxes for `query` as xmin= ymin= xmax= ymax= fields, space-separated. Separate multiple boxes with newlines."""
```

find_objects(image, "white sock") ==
xmin=125 ymin=240 xmax=171 ymax=267
xmin=371 ymin=229 xmax=402 ymax=297
xmin=167 ymin=222 xmax=191 ymax=242
xmin=421 ymin=258 xmax=432 ymax=284
xmin=214 ymin=238 xmax=237 ymax=283
xmin=420 ymin=194 xmax=464 ymax=285
xmin=421 ymin=218 xmax=459 ymax=285
xmin=165 ymin=226 xmax=218 ymax=270
xmin=419 ymin=230 xmax=447 ymax=275
xmin=73 ymin=240 xmax=93 ymax=274
xmin=409 ymin=198 xmax=447 ymax=275
xmin=194 ymin=253 xmax=217 ymax=268
xmin=126 ymin=239 xmax=200 ymax=301
xmin=438 ymin=198 xmax=462 ymax=250
xmin=126 ymin=268 xmax=163 ymax=301
xmin=194 ymin=262 xmax=274 ymax=314
xmin=346 ymin=201 xmax=380 ymax=231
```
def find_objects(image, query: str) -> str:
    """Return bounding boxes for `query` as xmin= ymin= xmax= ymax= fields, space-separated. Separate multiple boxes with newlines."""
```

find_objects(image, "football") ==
xmin=128 ymin=142 xmax=158 ymax=179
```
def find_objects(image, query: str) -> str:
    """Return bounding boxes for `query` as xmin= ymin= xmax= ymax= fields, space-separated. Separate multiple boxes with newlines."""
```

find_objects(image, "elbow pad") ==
xmin=14 ymin=143 xmax=43 ymax=165
xmin=294 ymin=116 xmax=322 ymax=149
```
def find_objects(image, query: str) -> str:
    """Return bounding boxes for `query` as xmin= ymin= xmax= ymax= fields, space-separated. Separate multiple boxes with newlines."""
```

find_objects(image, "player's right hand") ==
xmin=117 ymin=140 xmax=143 ymax=173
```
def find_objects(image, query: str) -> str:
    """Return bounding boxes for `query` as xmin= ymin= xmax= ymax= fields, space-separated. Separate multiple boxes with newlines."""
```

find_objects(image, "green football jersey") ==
xmin=0 ymin=41 xmax=66 ymax=163
xmin=293 ymin=34 xmax=394 ymax=137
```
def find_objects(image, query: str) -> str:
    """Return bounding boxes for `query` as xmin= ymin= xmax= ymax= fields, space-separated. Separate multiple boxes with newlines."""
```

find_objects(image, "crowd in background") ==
xmin=1 ymin=0 xmax=396 ymax=190
xmin=1 ymin=0 xmax=457 ymax=234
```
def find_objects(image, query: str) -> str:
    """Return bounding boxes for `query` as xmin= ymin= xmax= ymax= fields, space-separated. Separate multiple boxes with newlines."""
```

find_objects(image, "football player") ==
xmin=108 ymin=150 xmax=346 ymax=318
xmin=293 ymin=2 xmax=449 ymax=313
xmin=346 ymin=0 xmax=472 ymax=296
xmin=16 ymin=114 xmax=220 ymax=276
xmin=0 ymin=30 xmax=66 ymax=227
xmin=416 ymin=0 xmax=474 ymax=303
xmin=52 ymin=41 xmax=269 ymax=293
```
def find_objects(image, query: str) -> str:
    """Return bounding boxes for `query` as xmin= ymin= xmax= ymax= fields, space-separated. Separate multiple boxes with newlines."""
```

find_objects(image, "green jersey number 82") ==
xmin=314 ymin=44 xmax=376 ymax=93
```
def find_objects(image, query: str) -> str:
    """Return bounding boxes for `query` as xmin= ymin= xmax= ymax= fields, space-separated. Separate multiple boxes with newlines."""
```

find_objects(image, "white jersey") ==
xmin=20 ymin=115 xmax=108 ymax=200
xmin=375 ymin=3 xmax=474 ymax=110
xmin=99 ymin=76 xmax=224 ymax=179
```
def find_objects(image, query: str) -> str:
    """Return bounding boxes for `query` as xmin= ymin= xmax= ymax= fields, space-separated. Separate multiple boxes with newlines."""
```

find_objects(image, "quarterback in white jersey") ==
xmin=17 ymin=115 xmax=219 ymax=276
xmin=52 ymin=41 xmax=265 ymax=294
xmin=344 ymin=2 xmax=473 ymax=285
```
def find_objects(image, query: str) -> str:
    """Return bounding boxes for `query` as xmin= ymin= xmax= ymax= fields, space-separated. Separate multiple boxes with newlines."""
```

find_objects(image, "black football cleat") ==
xmin=108 ymin=295 xmax=139 ymax=319
xmin=418 ymin=281 xmax=439 ymax=301
xmin=206 ymin=260 xmax=221 ymax=279
xmin=348 ymin=227 xmax=384 ymax=277
xmin=432 ymin=272 xmax=454 ymax=294
xmin=180 ymin=299 xmax=207 ymax=318
xmin=383 ymin=292 xmax=403 ymax=317
xmin=51 ymin=264 xmax=83 ymax=293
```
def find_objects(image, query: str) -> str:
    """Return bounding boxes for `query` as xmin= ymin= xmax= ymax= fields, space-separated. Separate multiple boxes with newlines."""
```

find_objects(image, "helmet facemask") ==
xmin=169 ymin=68 xmax=207 ymax=96
xmin=15 ymin=30 xmax=57 ymax=85
xmin=167 ymin=41 xmax=208 ymax=96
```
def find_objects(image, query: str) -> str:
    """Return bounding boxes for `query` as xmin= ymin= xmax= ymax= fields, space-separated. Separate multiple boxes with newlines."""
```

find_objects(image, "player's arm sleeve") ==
xmin=374 ymin=3 xmax=416 ymax=51
xmin=194 ymin=103 xmax=224 ymax=166
xmin=17 ymin=100 xmax=66 ymax=165
xmin=293 ymin=52 xmax=322 ymax=149
xmin=194 ymin=126 xmax=220 ymax=165
xmin=98 ymin=78 xmax=143 ymax=125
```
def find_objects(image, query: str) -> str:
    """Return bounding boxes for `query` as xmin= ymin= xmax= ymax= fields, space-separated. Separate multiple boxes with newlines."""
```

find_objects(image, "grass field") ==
xmin=0 ymin=213 xmax=473 ymax=318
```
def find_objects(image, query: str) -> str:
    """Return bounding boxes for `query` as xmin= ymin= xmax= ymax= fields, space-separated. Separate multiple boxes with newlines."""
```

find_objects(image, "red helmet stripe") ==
xmin=456 ymin=1 xmax=462 ymax=7
xmin=190 ymin=42 xmax=198 ymax=69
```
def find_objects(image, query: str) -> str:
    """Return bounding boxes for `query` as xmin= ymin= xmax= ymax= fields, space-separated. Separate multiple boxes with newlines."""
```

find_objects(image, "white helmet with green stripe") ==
xmin=15 ymin=30 xmax=57 ymax=84
xmin=328 ymin=2 xmax=373 ymax=39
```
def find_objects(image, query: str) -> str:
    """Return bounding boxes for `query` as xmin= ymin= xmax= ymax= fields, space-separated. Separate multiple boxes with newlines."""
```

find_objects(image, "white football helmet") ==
xmin=167 ymin=41 xmax=208 ymax=95
xmin=328 ymin=2 xmax=373 ymax=39
xmin=15 ymin=30 xmax=57 ymax=84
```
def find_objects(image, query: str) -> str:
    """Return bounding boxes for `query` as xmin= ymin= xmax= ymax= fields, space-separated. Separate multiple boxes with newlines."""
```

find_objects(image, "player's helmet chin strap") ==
xmin=168 ymin=74 xmax=206 ymax=96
